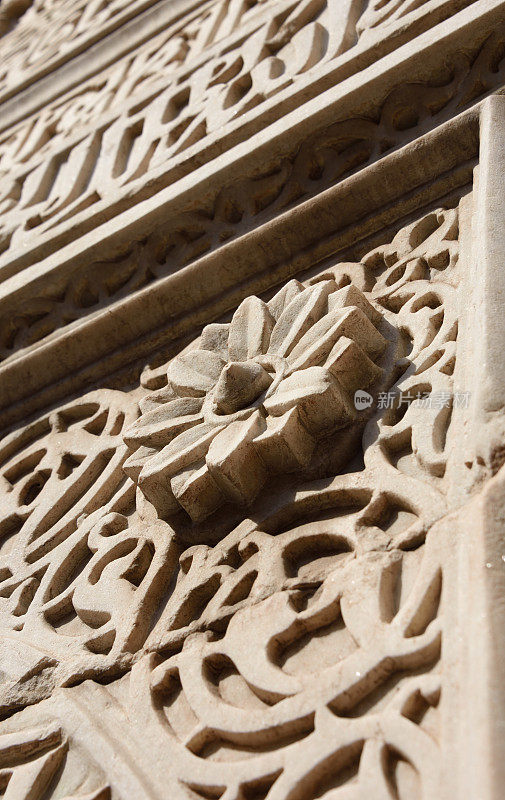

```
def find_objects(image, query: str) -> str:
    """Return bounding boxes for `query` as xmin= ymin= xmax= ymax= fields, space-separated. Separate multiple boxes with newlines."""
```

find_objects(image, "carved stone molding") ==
xmin=0 ymin=205 xmax=463 ymax=717
xmin=0 ymin=0 xmax=495 ymax=285
xmin=0 ymin=138 xmax=500 ymax=799
xmin=0 ymin=0 xmax=478 ymax=134
xmin=1 ymin=4 xmax=505 ymax=799
xmin=1 ymin=0 xmax=502 ymax=429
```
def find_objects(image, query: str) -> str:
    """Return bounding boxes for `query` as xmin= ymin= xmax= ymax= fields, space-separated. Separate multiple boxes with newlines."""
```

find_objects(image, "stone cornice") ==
xmin=0 ymin=106 xmax=477 ymax=431
xmin=0 ymin=0 xmax=486 ymax=283
xmin=0 ymin=0 xmax=501 ymax=432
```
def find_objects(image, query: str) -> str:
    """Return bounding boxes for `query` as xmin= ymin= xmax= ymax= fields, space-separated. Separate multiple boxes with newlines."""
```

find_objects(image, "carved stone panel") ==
xmin=0 ymin=2 xmax=505 ymax=799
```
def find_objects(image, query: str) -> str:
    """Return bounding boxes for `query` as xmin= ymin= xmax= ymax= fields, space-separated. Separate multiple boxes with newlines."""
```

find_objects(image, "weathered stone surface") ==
xmin=0 ymin=2 xmax=505 ymax=798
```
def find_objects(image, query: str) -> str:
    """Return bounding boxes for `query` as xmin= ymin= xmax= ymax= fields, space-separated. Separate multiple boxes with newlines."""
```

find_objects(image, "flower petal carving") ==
xmin=228 ymin=296 xmax=275 ymax=361
xmin=167 ymin=350 xmax=226 ymax=397
xmin=267 ymin=279 xmax=305 ymax=320
xmin=213 ymin=361 xmax=272 ymax=415
xmin=132 ymin=423 xmax=224 ymax=517
xmin=200 ymin=322 xmax=230 ymax=359
xmin=207 ymin=411 xmax=267 ymax=504
xmin=263 ymin=366 xmax=352 ymax=433
xmin=124 ymin=276 xmax=388 ymax=522
xmin=124 ymin=397 xmax=203 ymax=449
xmin=268 ymin=280 xmax=336 ymax=358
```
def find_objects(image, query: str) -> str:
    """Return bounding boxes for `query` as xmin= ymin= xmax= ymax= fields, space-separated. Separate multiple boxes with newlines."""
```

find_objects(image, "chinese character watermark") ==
xmin=354 ymin=390 xmax=471 ymax=411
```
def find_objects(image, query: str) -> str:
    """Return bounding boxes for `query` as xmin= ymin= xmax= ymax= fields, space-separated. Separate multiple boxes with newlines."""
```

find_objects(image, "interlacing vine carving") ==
xmin=0 ymin=391 xmax=154 ymax=710
xmin=0 ymin=0 xmax=361 ymax=262
xmin=0 ymin=208 xmax=460 ymax=797
xmin=0 ymin=26 xmax=498 ymax=363
xmin=0 ymin=0 xmax=160 ymax=92
xmin=0 ymin=721 xmax=110 ymax=799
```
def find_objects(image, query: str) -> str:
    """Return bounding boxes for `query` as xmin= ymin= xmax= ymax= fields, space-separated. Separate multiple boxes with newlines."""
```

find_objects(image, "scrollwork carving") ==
xmin=0 ymin=206 xmax=465 ymax=798
xmin=0 ymin=28 xmax=498 ymax=365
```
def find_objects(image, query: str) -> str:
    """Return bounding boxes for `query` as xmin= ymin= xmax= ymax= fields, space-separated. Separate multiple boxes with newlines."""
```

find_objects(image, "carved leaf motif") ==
xmin=268 ymin=281 xmax=337 ymax=358
xmin=267 ymin=279 xmax=305 ymax=320
xmin=123 ymin=398 xmax=204 ymax=450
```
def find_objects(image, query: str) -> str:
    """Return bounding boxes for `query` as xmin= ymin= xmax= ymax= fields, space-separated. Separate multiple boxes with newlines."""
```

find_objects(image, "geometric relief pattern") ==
xmin=0 ymin=206 xmax=461 ymax=796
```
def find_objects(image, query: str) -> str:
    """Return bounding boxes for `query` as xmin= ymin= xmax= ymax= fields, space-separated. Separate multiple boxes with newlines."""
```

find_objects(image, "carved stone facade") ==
xmin=1 ymin=1 xmax=505 ymax=798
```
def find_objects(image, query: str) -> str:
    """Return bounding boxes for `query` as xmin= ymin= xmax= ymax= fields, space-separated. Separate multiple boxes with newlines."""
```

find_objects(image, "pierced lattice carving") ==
xmin=0 ymin=207 xmax=465 ymax=799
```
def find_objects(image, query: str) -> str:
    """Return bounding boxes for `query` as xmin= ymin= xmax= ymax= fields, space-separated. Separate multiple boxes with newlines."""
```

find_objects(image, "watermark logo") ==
xmin=377 ymin=390 xmax=470 ymax=410
xmin=353 ymin=389 xmax=471 ymax=412
xmin=354 ymin=390 xmax=373 ymax=411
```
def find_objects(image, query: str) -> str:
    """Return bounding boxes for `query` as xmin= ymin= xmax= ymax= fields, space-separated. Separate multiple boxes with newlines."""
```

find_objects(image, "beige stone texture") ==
xmin=0 ymin=1 xmax=505 ymax=798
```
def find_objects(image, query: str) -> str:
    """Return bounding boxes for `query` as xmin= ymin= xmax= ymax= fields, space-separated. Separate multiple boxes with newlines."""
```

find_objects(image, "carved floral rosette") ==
xmin=0 ymin=204 xmax=472 ymax=800
xmin=123 ymin=280 xmax=388 ymax=521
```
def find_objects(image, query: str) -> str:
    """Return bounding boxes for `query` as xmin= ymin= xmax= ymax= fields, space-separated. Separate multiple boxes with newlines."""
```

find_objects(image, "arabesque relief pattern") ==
xmin=0 ymin=18 xmax=499 ymax=369
xmin=0 ymin=0 xmax=157 ymax=93
xmin=0 ymin=0 xmax=364 ymax=260
xmin=0 ymin=0 xmax=478 ymax=274
xmin=0 ymin=208 xmax=461 ymax=797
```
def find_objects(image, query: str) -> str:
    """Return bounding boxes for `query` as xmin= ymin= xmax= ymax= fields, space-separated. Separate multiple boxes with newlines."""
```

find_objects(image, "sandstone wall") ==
xmin=0 ymin=1 xmax=504 ymax=797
